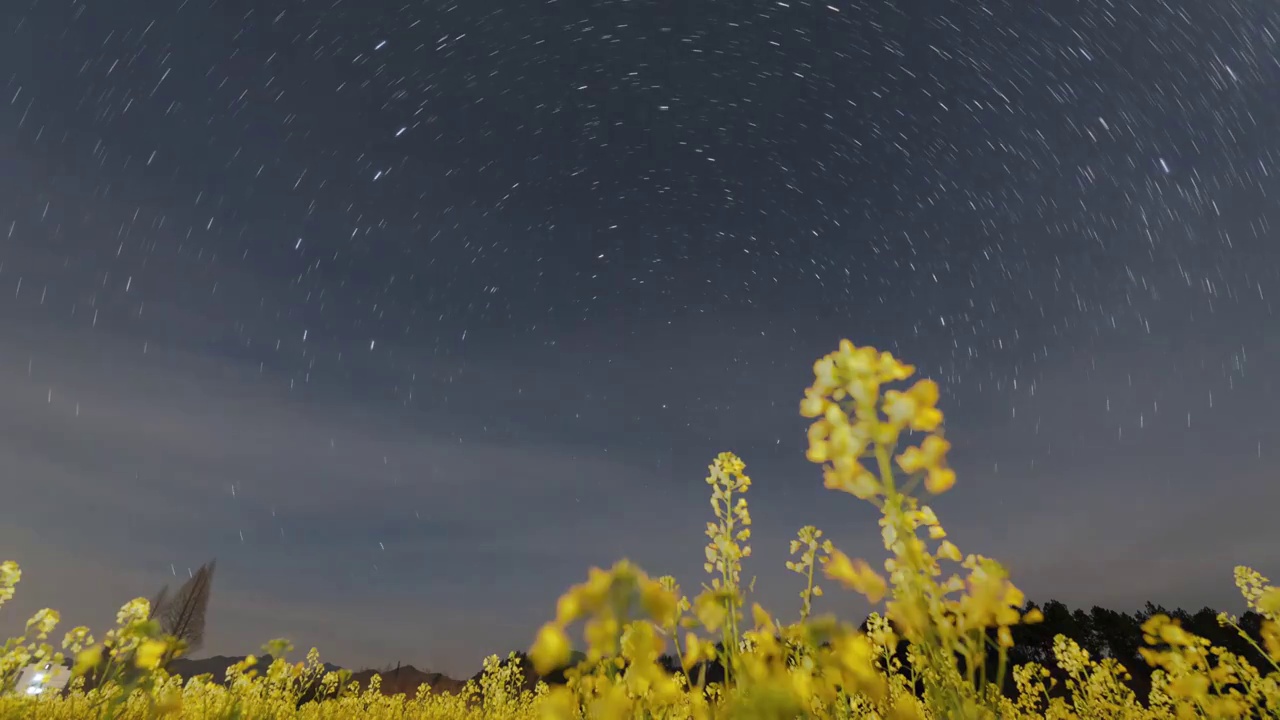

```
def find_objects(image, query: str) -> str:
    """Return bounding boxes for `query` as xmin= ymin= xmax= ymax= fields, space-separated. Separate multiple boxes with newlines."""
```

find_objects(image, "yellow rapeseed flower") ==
xmin=896 ymin=434 xmax=950 ymax=474
xmin=874 ymin=348 xmax=915 ymax=381
xmin=73 ymin=644 xmax=103 ymax=676
xmin=1261 ymin=620 xmax=1280 ymax=659
xmin=824 ymin=550 xmax=888 ymax=604
xmin=1258 ymin=587 xmax=1280 ymax=616
xmin=577 ymin=567 xmax=614 ymax=613
xmin=555 ymin=592 xmax=582 ymax=626
xmin=799 ymin=388 xmax=827 ymax=417
xmin=1166 ymin=673 xmax=1210 ymax=699
xmin=530 ymin=622 xmax=573 ymax=675
xmin=822 ymin=459 xmax=882 ymax=500
xmin=813 ymin=356 xmax=839 ymax=393
xmin=682 ymin=633 xmax=716 ymax=672
xmin=882 ymin=388 xmax=919 ymax=428
xmin=115 ymin=597 xmax=151 ymax=628
xmin=61 ymin=625 xmax=94 ymax=654
xmin=584 ymin=615 xmax=621 ymax=660
xmin=882 ymin=379 xmax=942 ymax=432
xmin=937 ymin=540 xmax=963 ymax=562
xmin=998 ymin=626 xmax=1014 ymax=648
xmin=831 ymin=632 xmax=886 ymax=702
xmin=25 ymin=608 xmax=60 ymax=638
xmin=639 ymin=579 xmax=679 ymax=627
xmin=925 ymin=466 xmax=956 ymax=494
xmin=539 ymin=685 xmax=578 ymax=720
xmin=135 ymin=638 xmax=167 ymax=670
xmin=0 ymin=560 xmax=19 ymax=607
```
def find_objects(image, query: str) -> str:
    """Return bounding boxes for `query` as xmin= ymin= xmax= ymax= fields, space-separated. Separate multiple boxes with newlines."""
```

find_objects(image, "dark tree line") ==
xmin=860 ymin=599 xmax=1271 ymax=706
xmin=998 ymin=599 xmax=1271 ymax=703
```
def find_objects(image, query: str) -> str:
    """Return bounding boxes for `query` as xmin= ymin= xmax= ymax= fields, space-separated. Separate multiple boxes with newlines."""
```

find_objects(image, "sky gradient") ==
xmin=1 ymin=0 xmax=1278 ymax=677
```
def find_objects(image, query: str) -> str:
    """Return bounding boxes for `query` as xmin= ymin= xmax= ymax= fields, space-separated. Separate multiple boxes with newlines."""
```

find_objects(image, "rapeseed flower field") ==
xmin=2 ymin=340 xmax=1277 ymax=718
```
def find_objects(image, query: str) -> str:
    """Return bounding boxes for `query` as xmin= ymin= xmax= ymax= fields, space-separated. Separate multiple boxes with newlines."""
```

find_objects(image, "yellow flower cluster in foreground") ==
xmin=3 ymin=340 xmax=1278 ymax=719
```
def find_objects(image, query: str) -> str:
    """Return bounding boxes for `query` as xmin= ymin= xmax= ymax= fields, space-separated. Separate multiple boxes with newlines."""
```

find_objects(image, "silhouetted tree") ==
xmin=149 ymin=559 xmax=216 ymax=654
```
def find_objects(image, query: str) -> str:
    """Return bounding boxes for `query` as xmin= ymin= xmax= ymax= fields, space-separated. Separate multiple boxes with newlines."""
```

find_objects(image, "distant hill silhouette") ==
xmin=165 ymin=655 xmax=344 ymax=681
xmin=350 ymin=664 xmax=467 ymax=697
xmin=164 ymin=655 xmax=467 ymax=698
xmin=164 ymin=650 xmax=590 ymax=700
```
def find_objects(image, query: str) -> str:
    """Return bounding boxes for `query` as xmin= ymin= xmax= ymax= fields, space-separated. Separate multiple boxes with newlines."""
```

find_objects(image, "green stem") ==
xmin=718 ymin=486 xmax=739 ymax=689
xmin=801 ymin=545 xmax=817 ymax=623
xmin=1227 ymin=621 xmax=1280 ymax=674
xmin=669 ymin=625 xmax=687 ymax=677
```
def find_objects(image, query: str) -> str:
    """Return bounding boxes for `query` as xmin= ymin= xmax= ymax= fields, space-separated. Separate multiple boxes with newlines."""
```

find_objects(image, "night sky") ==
xmin=2 ymin=0 xmax=1278 ymax=677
